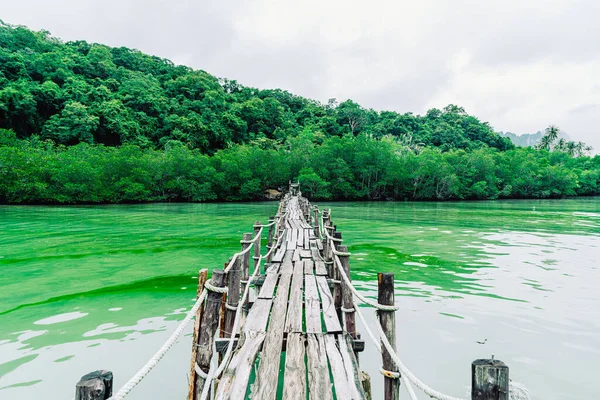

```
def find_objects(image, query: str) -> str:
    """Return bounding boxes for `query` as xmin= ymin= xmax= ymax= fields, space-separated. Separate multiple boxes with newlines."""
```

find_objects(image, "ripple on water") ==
xmin=33 ymin=312 xmax=88 ymax=325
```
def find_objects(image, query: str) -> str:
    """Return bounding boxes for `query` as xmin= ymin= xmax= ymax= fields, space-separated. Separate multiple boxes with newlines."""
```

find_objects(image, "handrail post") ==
xmin=187 ymin=269 xmax=208 ymax=400
xmin=223 ymin=258 xmax=241 ymax=338
xmin=195 ymin=269 xmax=226 ymax=399
xmin=266 ymin=216 xmax=275 ymax=263
xmin=75 ymin=370 xmax=113 ymax=400
xmin=241 ymin=233 xmax=252 ymax=309
xmin=253 ymin=221 xmax=262 ymax=271
xmin=337 ymin=245 xmax=356 ymax=339
xmin=471 ymin=359 xmax=509 ymax=400
xmin=332 ymin=232 xmax=343 ymax=323
xmin=313 ymin=206 xmax=320 ymax=238
xmin=378 ymin=273 xmax=400 ymax=400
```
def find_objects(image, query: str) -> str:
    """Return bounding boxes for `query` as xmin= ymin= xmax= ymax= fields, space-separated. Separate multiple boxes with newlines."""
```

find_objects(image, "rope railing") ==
xmin=109 ymin=211 xmax=287 ymax=400
xmin=322 ymin=211 xmax=466 ymax=400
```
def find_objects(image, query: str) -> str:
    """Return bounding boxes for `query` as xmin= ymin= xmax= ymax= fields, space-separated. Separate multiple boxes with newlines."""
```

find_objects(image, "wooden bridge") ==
xmin=189 ymin=187 xmax=374 ymax=400
xmin=74 ymin=183 xmax=513 ymax=400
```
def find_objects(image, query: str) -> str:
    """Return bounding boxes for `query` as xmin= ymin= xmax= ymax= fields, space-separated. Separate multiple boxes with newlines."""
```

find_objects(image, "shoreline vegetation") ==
xmin=1 ymin=22 xmax=599 ymax=204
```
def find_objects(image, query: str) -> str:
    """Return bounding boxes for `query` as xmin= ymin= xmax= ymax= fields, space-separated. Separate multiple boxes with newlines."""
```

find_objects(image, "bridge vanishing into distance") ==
xmin=74 ymin=184 xmax=514 ymax=400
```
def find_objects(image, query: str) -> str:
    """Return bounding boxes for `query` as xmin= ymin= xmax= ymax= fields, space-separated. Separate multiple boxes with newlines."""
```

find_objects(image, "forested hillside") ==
xmin=1 ymin=22 xmax=599 ymax=203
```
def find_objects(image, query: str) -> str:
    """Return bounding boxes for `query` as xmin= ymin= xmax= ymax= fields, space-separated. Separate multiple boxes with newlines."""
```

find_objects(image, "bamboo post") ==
xmin=332 ymin=232 xmax=343 ymax=323
xmin=471 ymin=359 xmax=509 ymax=400
xmin=378 ymin=273 xmax=400 ymax=400
xmin=241 ymin=232 xmax=252 ymax=307
xmin=75 ymin=370 xmax=113 ymax=400
xmin=195 ymin=269 xmax=226 ymax=398
xmin=223 ymin=258 xmax=241 ymax=338
xmin=266 ymin=216 xmax=275 ymax=263
xmin=187 ymin=269 xmax=208 ymax=400
xmin=337 ymin=245 xmax=356 ymax=339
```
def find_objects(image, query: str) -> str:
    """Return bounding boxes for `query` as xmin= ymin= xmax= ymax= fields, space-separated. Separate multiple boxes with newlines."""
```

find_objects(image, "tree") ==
xmin=41 ymin=101 xmax=99 ymax=144
xmin=537 ymin=125 xmax=560 ymax=150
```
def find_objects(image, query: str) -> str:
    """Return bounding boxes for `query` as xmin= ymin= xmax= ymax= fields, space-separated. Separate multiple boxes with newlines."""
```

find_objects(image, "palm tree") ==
xmin=537 ymin=125 xmax=560 ymax=150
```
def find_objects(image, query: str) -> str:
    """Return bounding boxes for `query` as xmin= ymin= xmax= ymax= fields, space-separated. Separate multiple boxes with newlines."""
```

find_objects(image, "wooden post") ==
xmin=223 ymin=258 xmax=241 ymax=338
xmin=332 ymin=232 xmax=343 ymax=323
xmin=313 ymin=206 xmax=320 ymax=238
xmin=337 ymin=245 xmax=356 ymax=339
xmin=378 ymin=273 xmax=400 ymax=400
xmin=241 ymin=232 xmax=252 ymax=307
xmin=266 ymin=216 xmax=275 ymax=263
xmin=471 ymin=359 xmax=509 ymax=400
xmin=75 ymin=370 xmax=113 ymax=400
xmin=195 ymin=269 xmax=226 ymax=399
xmin=253 ymin=221 xmax=262 ymax=271
xmin=187 ymin=269 xmax=208 ymax=400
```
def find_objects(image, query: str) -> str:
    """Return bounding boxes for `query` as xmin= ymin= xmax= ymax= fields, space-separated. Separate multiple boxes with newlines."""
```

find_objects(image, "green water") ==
xmin=1 ymin=199 xmax=599 ymax=399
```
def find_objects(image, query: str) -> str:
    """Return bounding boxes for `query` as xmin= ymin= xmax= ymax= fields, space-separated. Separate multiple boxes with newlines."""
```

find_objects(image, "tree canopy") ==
xmin=1 ymin=22 xmax=598 ymax=204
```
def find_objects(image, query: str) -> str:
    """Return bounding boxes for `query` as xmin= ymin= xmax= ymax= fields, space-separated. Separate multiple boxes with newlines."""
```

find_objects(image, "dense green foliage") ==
xmin=1 ymin=131 xmax=598 ymax=203
xmin=0 ymin=22 xmax=513 ymax=152
xmin=1 ymin=22 xmax=598 ymax=204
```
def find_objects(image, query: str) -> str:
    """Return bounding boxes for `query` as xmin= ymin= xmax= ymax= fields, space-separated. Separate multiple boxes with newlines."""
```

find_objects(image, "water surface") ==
xmin=1 ymin=199 xmax=598 ymax=399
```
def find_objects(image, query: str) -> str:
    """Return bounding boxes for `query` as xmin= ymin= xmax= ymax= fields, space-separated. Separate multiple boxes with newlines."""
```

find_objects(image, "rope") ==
xmin=204 ymin=280 xmax=228 ymax=294
xmin=198 ymin=228 xmax=286 ymax=400
xmin=108 ymin=290 xmax=207 ymax=400
xmin=341 ymin=306 xmax=355 ymax=313
xmin=225 ymin=303 xmax=237 ymax=311
xmin=110 ymin=212 xmax=287 ymax=400
xmin=380 ymin=368 xmax=400 ymax=379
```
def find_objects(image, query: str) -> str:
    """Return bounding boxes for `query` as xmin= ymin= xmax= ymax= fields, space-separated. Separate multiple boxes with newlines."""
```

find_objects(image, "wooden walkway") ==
xmin=74 ymin=184 xmax=513 ymax=400
xmin=191 ymin=189 xmax=368 ymax=400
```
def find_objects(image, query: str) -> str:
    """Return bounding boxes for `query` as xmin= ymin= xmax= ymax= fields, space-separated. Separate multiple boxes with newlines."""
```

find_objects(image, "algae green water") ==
xmin=1 ymin=199 xmax=599 ymax=399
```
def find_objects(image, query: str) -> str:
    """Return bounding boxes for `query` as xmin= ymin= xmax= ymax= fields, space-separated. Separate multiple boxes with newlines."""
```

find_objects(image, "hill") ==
xmin=0 ymin=22 xmax=513 ymax=152
xmin=499 ymin=130 xmax=571 ymax=147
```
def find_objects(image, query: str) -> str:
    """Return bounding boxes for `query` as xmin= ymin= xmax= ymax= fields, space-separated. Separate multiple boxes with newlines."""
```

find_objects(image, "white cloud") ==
xmin=2 ymin=0 xmax=599 ymax=149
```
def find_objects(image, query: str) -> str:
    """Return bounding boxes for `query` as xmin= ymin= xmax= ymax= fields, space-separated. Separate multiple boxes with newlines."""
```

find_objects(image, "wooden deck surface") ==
xmin=214 ymin=195 xmax=366 ymax=400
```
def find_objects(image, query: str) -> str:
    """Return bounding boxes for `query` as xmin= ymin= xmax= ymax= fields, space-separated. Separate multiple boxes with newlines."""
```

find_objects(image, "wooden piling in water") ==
xmin=337 ymin=245 xmax=356 ymax=339
xmin=471 ymin=358 xmax=509 ymax=400
xmin=195 ymin=269 xmax=226 ymax=398
xmin=378 ymin=273 xmax=400 ymax=400
xmin=313 ymin=206 xmax=320 ymax=238
xmin=266 ymin=216 xmax=275 ymax=263
xmin=187 ymin=269 xmax=208 ymax=400
xmin=75 ymin=370 xmax=113 ymax=400
xmin=332 ymin=231 xmax=343 ymax=323
xmin=241 ymin=232 xmax=252 ymax=308
xmin=223 ymin=258 xmax=241 ymax=338
xmin=253 ymin=221 xmax=262 ymax=270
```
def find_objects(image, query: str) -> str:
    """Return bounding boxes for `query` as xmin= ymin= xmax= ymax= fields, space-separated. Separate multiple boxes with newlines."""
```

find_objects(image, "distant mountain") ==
xmin=499 ymin=130 xmax=571 ymax=147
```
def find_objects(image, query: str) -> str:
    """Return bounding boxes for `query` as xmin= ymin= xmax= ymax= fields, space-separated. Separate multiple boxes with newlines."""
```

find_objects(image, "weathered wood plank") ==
xmin=339 ymin=334 xmax=367 ymax=399
xmin=304 ymin=229 xmax=310 ymax=249
xmin=282 ymin=333 xmax=306 ymax=400
xmin=258 ymin=272 xmax=279 ymax=299
xmin=316 ymin=276 xmax=343 ymax=333
xmin=280 ymin=251 xmax=294 ymax=274
xmin=305 ymin=274 xmax=322 ymax=333
xmin=324 ymin=335 xmax=366 ymax=400
xmin=292 ymin=248 xmax=301 ymax=263
xmin=303 ymin=259 xmax=314 ymax=275
xmin=300 ymin=249 xmax=312 ymax=259
xmin=271 ymin=241 xmax=287 ymax=263
xmin=296 ymin=227 xmax=304 ymax=248
xmin=307 ymin=334 xmax=332 ymax=400
xmin=285 ymin=265 xmax=304 ymax=333
xmin=215 ymin=299 xmax=272 ymax=400
xmin=253 ymin=273 xmax=293 ymax=400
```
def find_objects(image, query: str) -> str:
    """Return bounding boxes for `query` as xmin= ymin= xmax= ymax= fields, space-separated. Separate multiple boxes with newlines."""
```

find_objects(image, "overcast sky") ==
xmin=3 ymin=0 xmax=600 ymax=150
